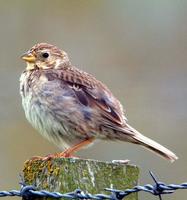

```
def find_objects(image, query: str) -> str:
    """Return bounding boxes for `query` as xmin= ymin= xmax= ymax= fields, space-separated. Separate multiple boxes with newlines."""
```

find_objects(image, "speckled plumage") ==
xmin=20 ymin=43 xmax=178 ymax=161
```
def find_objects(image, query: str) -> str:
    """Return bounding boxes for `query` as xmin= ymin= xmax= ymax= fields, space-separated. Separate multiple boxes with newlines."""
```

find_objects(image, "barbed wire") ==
xmin=0 ymin=172 xmax=187 ymax=199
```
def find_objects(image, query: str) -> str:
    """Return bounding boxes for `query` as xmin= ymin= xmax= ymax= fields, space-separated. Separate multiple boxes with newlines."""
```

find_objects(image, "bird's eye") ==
xmin=42 ymin=52 xmax=49 ymax=58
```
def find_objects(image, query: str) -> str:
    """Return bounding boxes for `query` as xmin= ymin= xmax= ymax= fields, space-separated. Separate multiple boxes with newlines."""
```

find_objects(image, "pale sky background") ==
xmin=0 ymin=1 xmax=187 ymax=199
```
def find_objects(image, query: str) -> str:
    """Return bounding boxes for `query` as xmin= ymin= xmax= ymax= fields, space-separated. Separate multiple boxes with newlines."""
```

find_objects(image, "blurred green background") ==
xmin=0 ymin=0 xmax=186 ymax=199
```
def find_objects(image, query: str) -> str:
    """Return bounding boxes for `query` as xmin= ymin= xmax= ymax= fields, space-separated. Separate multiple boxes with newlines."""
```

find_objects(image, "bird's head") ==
xmin=21 ymin=43 xmax=70 ymax=70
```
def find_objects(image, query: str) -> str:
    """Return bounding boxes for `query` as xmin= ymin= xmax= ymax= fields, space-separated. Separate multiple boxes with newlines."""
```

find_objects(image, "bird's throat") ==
xmin=26 ymin=62 xmax=36 ymax=70
xmin=26 ymin=62 xmax=49 ymax=70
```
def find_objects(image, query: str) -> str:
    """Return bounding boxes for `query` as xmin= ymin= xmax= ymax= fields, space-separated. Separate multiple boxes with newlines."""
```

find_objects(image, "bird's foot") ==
xmin=39 ymin=152 xmax=79 ymax=161
xmin=28 ymin=155 xmax=45 ymax=161
xmin=26 ymin=151 xmax=79 ymax=162
xmin=50 ymin=151 xmax=79 ymax=159
xmin=24 ymin=155 xmax=45 ymax=165
xmin=43 ymin=152 xmax=72 ymax=159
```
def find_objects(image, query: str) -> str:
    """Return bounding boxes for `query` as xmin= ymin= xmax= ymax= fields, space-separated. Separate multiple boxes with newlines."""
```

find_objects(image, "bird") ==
xmin=20 ymin=43 xmax=178 ymax=162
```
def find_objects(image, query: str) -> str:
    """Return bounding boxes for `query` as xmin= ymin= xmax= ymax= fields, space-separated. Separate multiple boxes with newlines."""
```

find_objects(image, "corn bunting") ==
xmin=20 ymin=43 xmax=178 ymax=162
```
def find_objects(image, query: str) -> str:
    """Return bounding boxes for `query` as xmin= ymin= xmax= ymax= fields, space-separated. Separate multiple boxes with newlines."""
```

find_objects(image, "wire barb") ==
xmin=0 ymin=172 xmax=186 ymax=199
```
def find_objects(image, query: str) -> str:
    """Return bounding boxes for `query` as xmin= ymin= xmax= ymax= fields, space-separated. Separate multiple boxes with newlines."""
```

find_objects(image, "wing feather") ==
xmin=59 ymin=67 xmax=126 ymax=127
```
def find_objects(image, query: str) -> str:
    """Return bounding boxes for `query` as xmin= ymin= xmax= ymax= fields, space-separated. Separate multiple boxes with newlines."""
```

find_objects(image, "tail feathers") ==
xmin=125 ymin=124 xmax=178 ymax=162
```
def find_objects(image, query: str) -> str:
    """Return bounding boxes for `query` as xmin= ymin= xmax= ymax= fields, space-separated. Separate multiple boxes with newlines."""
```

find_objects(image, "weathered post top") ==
xmin=23 ymin=158 xmax=139 ymax=200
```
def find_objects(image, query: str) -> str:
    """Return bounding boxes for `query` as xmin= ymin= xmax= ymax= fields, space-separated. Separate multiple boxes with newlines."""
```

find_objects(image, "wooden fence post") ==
xmin=23 ymin=158 xmax=139 ymax=200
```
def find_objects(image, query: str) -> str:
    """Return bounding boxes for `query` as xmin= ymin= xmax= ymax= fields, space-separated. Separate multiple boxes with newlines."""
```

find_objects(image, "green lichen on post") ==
xmin=23 ymin=158 xmax=139 ymax=200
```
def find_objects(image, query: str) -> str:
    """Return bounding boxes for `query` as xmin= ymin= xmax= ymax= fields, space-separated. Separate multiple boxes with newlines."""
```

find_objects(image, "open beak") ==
xmin=21 ymin=51 xmax=36 ymax=62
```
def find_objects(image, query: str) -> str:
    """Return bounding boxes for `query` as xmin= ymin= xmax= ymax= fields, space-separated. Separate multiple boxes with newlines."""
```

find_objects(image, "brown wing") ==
xmin=58 ymin=67 xmax=127 ymax=127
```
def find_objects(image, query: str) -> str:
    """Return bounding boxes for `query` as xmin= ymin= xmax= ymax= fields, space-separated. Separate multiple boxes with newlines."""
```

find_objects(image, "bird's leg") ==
xmin=36 ymin=137 xmax=94 ymax=161
xmin=56 ymin=137 xmax=94 ymax=158
xmin=28 ymin=138 xmax=94 ymax=161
